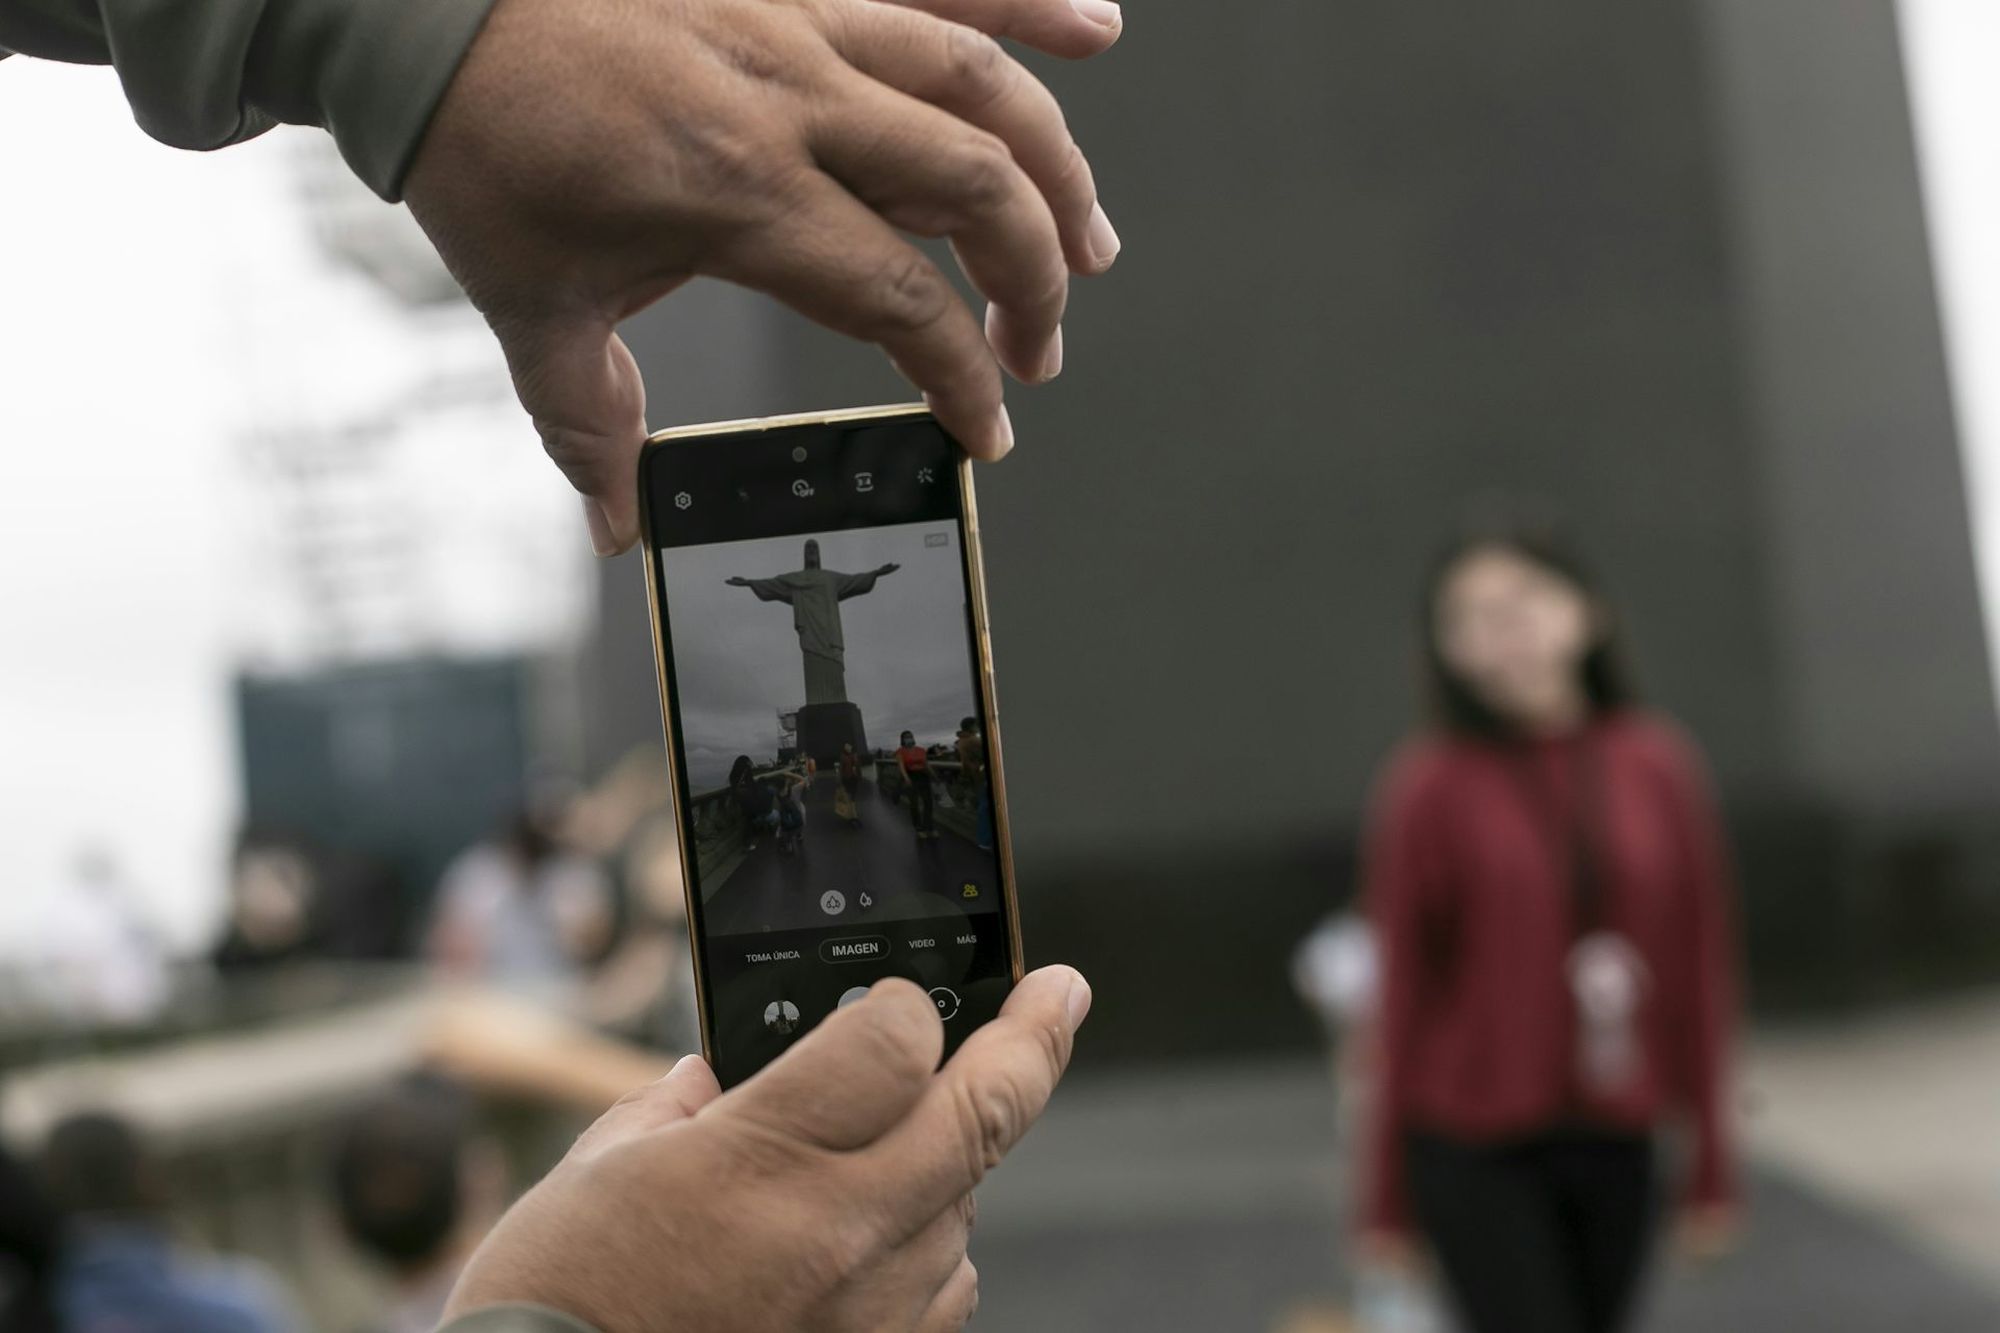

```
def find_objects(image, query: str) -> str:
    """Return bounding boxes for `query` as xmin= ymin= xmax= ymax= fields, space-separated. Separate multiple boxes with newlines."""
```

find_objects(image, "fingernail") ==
xmin=1040 ymin=327 xmax=1064 ymax=382
xmin=583 ymin=496 xmax=617 ymax=557
xmin=1065 ymin=973 xmax=1093 ymax=1029
xmin=993 ymin=404 xmax=1015 ymax=458
xmin=1086 ymin=202 xmax=1121 ymax=268
xmin=1071 ymin=0 xmax=1121 ymax=27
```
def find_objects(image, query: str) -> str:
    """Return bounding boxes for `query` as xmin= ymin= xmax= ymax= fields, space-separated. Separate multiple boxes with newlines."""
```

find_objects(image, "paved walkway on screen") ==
xmin=702 ymin=777 xmax=994 ymax=935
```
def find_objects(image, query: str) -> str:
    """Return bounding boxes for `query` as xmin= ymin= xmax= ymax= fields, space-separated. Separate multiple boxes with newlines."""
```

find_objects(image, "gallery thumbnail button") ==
xmin=819 ymin=935 xmax=890 ymax=964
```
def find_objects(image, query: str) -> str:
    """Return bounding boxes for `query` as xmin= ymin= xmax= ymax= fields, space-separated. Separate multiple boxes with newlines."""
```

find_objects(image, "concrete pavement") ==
xmin=965 ymin=1047 xmax=2000 ymax=1332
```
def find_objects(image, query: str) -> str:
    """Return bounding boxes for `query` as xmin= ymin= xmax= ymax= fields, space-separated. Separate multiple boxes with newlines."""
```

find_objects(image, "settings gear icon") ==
xmin=673 ymin=492 xmax=692 ymax=510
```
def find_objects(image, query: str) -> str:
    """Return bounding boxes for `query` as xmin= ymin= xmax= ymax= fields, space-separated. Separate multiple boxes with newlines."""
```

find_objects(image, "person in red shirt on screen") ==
xmin=1359 ymin=517 xmax=1741 ymax=1333
xmin=896 ymin=731 xmax=939 ymax=840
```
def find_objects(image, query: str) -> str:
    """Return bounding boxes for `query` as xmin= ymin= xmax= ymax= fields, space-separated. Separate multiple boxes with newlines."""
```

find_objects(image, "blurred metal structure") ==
xmin=219 ymin=140 xmax=595 ymax=908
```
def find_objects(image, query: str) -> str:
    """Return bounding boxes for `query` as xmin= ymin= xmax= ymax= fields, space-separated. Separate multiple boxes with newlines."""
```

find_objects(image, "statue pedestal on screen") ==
xmin=798 ymin=702 xmax=869 ymax=767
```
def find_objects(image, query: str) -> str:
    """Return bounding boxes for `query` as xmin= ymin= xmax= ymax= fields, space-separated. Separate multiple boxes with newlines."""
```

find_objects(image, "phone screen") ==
xmin=642 ymin=412 xmax=1018 ymax=1087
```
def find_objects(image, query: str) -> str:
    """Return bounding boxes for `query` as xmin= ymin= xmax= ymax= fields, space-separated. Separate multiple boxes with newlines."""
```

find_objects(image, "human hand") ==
xmin=877 ymin=562 xmax=903 ymax=575
xmin=403 ymin=0 xmax=1125 ymax=556
xmin=726 ymin=576 xmax=754 ymax=586
xmin=443 ymin=966 xmax=1092 ymax=1331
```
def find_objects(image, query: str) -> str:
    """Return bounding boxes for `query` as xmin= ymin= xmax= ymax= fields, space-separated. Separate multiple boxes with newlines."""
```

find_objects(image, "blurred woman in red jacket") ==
xmin=1360 ymin=519 xmax=1740 ymax=1333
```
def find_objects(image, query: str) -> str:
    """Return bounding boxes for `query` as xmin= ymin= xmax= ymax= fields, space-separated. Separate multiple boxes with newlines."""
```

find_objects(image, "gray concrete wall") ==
xmin=768 ymin=0 xmax=1792 ymax=858
xmin=1698 ymin=0 xmax=2000 ymax=817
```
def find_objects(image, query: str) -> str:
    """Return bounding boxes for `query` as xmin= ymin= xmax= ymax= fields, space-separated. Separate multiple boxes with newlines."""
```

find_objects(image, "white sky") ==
xmin=0 ymin=60 xmax=581 ymax=953
xmin=1899 ymin=0 xmax=2000 ymax=709
xmin=0 ymin=62 xmax=258 ymax=951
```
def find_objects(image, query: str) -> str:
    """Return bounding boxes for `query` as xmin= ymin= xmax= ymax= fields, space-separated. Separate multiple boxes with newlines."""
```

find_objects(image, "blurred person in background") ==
xmin=40 ymin=1111 xmax=300 ymax=1333
xmin=955 ymin=715 xmax=994 ymax=851
xmin=729 ymin=756 xmax=782 ymax=853
xmin=583 ymin=809 xmax=700 ymax=1054
xmin=332 ymin=1077 xmax=507 ymax=1333
xmin=210 ymin=837 xmax=320 ymax=973
xmin=0 ymin=1137 xmax=62 ymax=1333
xmin=774 ymin=766 xmax=810 ymax=856
xmin=897 ymin=731 xmax=939 ymax=839
xmin=1293 ymin=909 xmax=1440 ymax=1333
xmin=1359 ymin=517 xmax=1740 ymax=1333
xmin=34 ymin=845 xmax=170 ymax=1028
xmin=427 ymin=806 xmax=612 ymax=995
xmin=836 ymin=741 xmax=865 ymax=827
xmin=212 ymin=832 xmax=413 ymax=973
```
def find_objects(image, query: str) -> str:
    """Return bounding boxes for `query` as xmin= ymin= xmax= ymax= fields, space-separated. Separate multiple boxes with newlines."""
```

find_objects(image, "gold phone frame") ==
xmin=637 ymin=403 xmax=1026 ymax=1070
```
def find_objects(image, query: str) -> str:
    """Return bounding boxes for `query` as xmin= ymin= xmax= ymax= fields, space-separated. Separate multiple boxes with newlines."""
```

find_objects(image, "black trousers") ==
xmin=1406 ymin=1129 xmax=1659 ymax=1333
xmin=907 ymin=773 xmax=935 ymax=831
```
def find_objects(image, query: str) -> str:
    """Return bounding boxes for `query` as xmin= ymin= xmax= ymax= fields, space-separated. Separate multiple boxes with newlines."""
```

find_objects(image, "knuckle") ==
xmin=950 ymin=1072 xmax=1026 ymax=1181
xmin=1054 ymin=138 xmax=1096 ymax=203
xmin=678 ymin=118 xmax=803 ymax=213
xmin=871 ymin=252 xmax=953 ymax=334
xmin=537 ymin=424 xmax=600 ymax=482
xmin=799 ymin=1204 xmax=872 ymax=1287
xmin=943 ymin=25 xmax=1011 ymax=105
xmin=852 ymin=997 xmax=928 ymax=1070
xmin=953 ymin=131 xmax=1019 ymax=211
xmin=1025 ymin=260 xmax=1070 ymax=320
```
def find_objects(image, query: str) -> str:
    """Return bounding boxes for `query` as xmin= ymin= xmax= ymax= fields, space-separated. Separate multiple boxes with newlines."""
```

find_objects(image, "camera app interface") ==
xmin=650 ymin=420 xmax=1011 ymax=1086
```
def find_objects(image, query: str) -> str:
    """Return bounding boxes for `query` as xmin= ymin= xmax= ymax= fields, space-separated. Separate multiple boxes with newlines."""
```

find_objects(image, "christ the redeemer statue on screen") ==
xmin=726 ymin=539 xmax=900 ymax=705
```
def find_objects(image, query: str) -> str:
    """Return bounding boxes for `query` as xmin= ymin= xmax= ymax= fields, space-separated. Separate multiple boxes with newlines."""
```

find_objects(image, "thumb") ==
xmin=494 ymin=312 xmax=648 ymax=556
xmin=719 ymin=979 xmax=942 ymax=1152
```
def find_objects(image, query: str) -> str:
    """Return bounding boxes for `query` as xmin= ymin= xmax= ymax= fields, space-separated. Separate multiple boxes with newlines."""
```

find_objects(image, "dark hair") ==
xmin=40 ymin=1113 xmax=155 ymax=1217
xmin=959 ymin=717 xmax=978 ymax=733
xmin=502 ymin=807 xmax=559 ymax=870
xmin=1421 ymin=514 xmax=1636 ymax=738
xmin=331 ymin=1077 xmax=475 ymax=1271
xmin=728 ymin=755 xmax=755 ymax=788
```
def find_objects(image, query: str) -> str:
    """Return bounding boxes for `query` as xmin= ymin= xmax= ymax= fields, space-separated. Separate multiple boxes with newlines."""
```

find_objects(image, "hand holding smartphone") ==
xmin=639 ymin=405 xmax=1022 ymax=1087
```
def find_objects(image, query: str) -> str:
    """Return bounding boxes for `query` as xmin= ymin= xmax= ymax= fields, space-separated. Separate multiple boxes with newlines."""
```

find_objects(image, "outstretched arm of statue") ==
xmin=725 ymin=576 xmax=794 ymax=603
xmin=836 ymin=564 xmax=902 ymax=599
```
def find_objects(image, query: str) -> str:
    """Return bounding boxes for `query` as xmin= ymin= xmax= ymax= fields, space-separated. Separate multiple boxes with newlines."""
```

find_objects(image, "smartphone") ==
xmin=638 ymin=404 xmax=1023 ymax=1087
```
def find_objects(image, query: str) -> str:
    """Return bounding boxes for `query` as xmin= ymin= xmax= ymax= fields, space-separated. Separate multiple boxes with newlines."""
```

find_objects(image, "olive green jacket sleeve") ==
xmin=0 ymin=0 xmax=498 ymax=200
xmin=437 ymin=1303 xmax=605 ymax=1333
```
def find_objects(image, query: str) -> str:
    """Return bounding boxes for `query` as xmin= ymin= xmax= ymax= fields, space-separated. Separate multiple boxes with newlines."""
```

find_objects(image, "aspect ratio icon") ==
xmin=854 ymin=471 xmax=874 ymax=493
xmin=673 ymin=491 xmax=692 ymax=510
xmin=791 ymin=478 xmax=815 ymax=499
